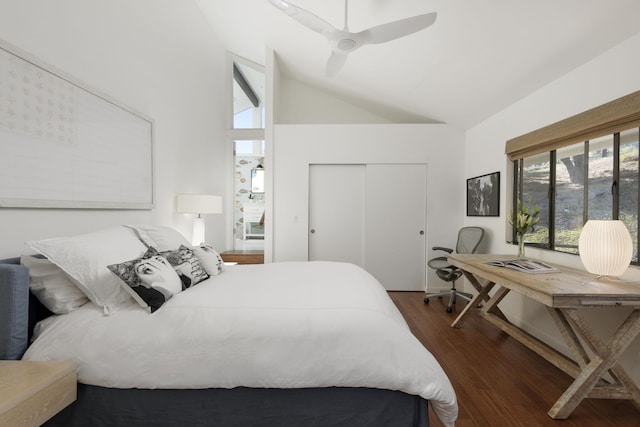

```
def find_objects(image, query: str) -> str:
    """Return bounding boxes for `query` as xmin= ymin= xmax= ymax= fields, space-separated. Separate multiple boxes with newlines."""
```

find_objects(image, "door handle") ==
xmin=419 ymin=230 xmax=424 ymax=235
xmin=310 ymin=229 xmax=316 ymax=234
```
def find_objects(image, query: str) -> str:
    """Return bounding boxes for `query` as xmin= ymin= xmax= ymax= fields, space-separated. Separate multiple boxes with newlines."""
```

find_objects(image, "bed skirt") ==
xmin=45 ymin=384 xmax=430 ymax=426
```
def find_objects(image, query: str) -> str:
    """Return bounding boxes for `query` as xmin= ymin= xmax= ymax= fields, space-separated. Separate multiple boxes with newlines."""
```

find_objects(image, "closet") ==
xmin=308 ymin=163 xmax=427 ymax=291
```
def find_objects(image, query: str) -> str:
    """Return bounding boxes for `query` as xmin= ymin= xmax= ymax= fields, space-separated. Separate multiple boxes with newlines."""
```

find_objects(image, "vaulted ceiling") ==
xmin=196 ymin=0 xmax=640 ymax=129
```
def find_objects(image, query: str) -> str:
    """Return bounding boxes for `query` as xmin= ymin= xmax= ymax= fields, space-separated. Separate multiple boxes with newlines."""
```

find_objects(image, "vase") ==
xmin=517 ymin=235 xmax=526 ymax=258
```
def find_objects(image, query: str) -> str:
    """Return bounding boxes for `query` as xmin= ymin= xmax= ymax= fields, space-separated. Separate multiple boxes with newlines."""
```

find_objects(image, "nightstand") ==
xmin=220 ymin=250 xmax=264 ymax=265
xmin=0 ymin=360 xmax=77 ymax=427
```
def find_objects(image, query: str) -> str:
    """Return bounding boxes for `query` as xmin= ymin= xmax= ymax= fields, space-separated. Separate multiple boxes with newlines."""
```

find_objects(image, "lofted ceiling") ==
xmin=196 ymin=0 xmax=640 ymax=129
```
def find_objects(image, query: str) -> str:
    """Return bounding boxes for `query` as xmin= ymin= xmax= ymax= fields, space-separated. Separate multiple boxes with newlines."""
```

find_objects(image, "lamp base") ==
xmin=192 ymin=217 xmax=205 ymax=246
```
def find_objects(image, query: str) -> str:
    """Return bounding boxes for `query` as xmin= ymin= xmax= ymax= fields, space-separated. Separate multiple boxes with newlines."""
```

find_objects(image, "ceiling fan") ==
xmin=268 ymin=0 xmax=437 ymax=77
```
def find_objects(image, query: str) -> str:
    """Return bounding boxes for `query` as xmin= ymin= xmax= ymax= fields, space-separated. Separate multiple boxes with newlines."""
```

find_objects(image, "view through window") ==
xmin=233 ymin=62 xmax=265 ymax=129
xmin=514 ymin=127 xmax=639 ymax=262
xmin=231 ymin=59 xmax=266 ymax=251
xmin=233 ymin=139 xmax=265 ymax=249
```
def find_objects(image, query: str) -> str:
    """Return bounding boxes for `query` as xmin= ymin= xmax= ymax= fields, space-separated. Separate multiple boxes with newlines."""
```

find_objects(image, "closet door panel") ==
xmin=365 ymin=164 xmax=427 ymax=291
xmin=308 ymin=164 xmax=365 ymax=268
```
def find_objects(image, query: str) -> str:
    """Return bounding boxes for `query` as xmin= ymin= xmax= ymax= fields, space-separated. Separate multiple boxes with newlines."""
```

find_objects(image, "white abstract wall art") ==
xmin=0 ymin=39 xmax=154 ymax=209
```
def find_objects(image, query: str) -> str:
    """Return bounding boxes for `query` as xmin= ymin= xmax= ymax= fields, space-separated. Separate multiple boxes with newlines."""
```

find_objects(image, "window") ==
xmin=233 ymin=139 xmax=265 ymax=247
xmin=554 ymin=144 xmax=584 ymax=253
xmin=233 ymin=61 xmax=265 ymax=129
xmin=516 ymin=152 xmax=551 ymax=248
xmin=508 ymin=91 xmax=640 ymax=263
xmin=513 ymin=128 xmax=640 ymax=262
xmin=230 ymin=56 xmax=266 ymax=251
xmin=619 ymin=128 xmax=640 ymax=261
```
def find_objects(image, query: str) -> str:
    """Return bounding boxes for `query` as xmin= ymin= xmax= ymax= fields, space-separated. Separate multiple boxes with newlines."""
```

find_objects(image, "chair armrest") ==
xmin=431 ymin=246 xmax=453 ymax=253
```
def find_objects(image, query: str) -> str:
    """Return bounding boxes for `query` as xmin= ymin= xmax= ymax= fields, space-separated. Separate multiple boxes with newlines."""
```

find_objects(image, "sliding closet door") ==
xmin=308 ymin=164 xmax=366 ymax=267
xmin=308 ymin=163 xmax=427 ymax=291
xmin=364 ymin=164 xmax=426 ymax=291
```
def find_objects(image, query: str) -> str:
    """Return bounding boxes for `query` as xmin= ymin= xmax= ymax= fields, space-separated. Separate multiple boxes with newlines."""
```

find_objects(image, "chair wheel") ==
xmin=446 ymin=307 xmax=453 ymax=313
xmin=424 ymin=298 xmax=429 ymax=304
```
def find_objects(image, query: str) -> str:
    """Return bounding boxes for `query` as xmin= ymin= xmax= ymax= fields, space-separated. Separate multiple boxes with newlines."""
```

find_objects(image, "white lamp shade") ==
xmin=578 ymin=220 xmax=633 ymax=277
xmin=176 ymin=195 xmax=222 ymax=215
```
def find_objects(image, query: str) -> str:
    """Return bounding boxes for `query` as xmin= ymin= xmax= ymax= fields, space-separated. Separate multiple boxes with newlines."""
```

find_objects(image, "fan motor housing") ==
xmin=337 ymin=38 xmax=357 ymax=50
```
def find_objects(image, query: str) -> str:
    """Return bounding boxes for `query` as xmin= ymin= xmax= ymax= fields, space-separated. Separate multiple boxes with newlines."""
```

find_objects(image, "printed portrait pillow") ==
xmin=160 ymin=245 xmax=209 ymax=288
xmin=192 ymin=244 xmax=226 ymax=276
xmin=108 ymin=248 xmax=182 ymax=313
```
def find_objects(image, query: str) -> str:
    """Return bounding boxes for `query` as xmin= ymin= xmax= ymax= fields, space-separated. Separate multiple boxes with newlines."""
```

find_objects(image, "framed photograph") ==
xmin=467 ymin=172 xmax=500 ymax=216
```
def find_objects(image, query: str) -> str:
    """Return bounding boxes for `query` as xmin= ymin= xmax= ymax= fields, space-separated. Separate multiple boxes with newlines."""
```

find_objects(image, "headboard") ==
xmin=0 ymin=257 xmax=52 ymax=359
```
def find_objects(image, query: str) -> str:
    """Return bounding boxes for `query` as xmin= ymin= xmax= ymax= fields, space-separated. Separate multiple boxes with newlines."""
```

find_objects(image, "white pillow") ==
xmin=20 ymin=255 xmax=89 ymax=314
xmin=123 ymin=224 xmax=191 ymax=251
xmin=192 ymin=244 xmax=226 ymax=276
xmin=27 ymin=226 xmax=147 ymax=315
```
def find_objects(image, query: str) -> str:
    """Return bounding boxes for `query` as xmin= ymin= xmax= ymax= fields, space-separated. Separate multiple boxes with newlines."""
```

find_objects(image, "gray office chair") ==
xmin=424 ymin=226 xmax=484 ymax=313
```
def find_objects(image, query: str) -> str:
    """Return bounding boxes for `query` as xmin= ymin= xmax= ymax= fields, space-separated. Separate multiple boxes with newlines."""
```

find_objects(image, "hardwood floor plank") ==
xmin=389 ymin=292 xmax=640 ymax=427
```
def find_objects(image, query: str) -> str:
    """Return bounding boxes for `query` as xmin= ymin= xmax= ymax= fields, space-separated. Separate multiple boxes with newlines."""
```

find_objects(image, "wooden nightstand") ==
xmin=220 ymin=250 xmax=264 ymax=265
xmin=0 ymin=360 xmax=77 ymax=427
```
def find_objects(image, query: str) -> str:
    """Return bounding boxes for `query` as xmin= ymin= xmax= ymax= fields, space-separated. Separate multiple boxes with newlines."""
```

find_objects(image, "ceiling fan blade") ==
xmin=358 ymin=11 xmax=437 ymax=45
xmin=326 ymin=51 xmax=348 ymax=77
xmin=268 ymin=0 xmax=337 ymax=35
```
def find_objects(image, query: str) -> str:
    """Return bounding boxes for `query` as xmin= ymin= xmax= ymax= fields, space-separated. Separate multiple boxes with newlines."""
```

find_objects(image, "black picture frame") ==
xmin=467 ymin=172 xmax=500 ymax=216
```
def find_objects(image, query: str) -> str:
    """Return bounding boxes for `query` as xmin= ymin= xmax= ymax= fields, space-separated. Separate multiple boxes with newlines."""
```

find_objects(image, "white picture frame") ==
xmin=0 ymin=38 xmax=154 ymax=209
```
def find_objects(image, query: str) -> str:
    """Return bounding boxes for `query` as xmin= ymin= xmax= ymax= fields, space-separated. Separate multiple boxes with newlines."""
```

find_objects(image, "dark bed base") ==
xmin=45 ymin=384 xmax=430 ymax=427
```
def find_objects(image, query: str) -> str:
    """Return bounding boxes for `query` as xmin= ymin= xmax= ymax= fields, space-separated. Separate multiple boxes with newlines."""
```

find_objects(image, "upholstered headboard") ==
xmin=0 ymin=257 xmax=52 ymax=359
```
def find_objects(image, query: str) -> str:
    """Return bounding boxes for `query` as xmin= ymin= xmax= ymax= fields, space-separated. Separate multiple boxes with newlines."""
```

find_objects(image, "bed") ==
xmin=0 ymin=225 xmax=458 ymax=427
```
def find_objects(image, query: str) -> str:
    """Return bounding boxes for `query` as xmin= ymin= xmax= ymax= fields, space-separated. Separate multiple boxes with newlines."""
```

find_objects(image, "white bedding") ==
xmin=24 ymin=261 xmax=458 ymax=426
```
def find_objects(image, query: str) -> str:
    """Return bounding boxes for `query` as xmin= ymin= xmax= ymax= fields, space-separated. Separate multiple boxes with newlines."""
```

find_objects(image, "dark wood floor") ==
xmin=388 ymin=292 xmax=640 ymax=427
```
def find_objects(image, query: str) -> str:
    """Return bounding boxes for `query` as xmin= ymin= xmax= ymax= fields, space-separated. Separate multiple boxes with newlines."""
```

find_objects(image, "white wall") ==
xmin=0 ymin=0 xmax=228 ymax=258
xmin=272 ymin=123 xmax=465 ymax=291
xmin=277 ymin=77 xmax=392 ymax=124
xmin=277 ymin=75 xmax=438 ymax=124
xmin=465 ymin=32 xmax=640 ymax=383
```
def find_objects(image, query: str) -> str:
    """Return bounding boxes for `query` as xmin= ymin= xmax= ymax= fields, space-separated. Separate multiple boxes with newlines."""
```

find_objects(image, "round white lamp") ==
xmin=578 ymin=220 xmax=633 ymax=277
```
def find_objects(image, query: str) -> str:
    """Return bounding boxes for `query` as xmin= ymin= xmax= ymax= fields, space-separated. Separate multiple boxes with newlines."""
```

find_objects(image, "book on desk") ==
xmin=486 ymin=258 xmax=559 ymax=274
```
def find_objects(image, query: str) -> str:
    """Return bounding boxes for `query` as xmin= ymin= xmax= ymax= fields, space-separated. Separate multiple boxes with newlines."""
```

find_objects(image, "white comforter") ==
xmin=24 ymin=261 xmax=457 ymax=426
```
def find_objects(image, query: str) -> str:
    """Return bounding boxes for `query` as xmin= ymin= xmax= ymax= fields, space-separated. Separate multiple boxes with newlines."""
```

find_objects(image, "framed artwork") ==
xmin=467 ymin=172 xmax=500 ymax=216
xmin=0 ymin=39 xmax=154 ymax=209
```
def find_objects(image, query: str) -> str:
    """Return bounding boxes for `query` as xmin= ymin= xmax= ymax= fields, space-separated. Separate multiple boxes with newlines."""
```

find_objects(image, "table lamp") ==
xmin=176 ymin=194 xmax=222 ymax=245
xmin=578 ymin=220 xmax=633 ymax=278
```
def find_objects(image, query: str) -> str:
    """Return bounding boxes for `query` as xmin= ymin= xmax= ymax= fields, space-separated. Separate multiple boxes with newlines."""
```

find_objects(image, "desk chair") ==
xmin=424 ymin=226 xmax=484 ymax=312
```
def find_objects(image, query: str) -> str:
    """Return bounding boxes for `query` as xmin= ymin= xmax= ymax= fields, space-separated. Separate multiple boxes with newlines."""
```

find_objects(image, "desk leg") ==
xmin=451 ymin=271 xmax=509 ymax=328
xmin=461 ymin=271 xmax=508 ymax=321
xmin=451 ymin=278 xmax=495 ymax=328
xmin=462 ymin=270 xmax=485 ymax=294
xmin=481 ymin=286 xmax=510 ymax=317
xmin=548 ymin=308 xmax=640 ymax=419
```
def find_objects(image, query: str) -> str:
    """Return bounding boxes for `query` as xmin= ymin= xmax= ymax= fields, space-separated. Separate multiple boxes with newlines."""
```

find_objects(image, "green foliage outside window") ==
xmin=513 ymin=127 xmax=639 ymax=263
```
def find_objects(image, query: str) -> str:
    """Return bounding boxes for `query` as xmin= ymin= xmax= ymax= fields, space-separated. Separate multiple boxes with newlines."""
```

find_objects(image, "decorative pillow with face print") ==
xmin=108 ymin=248 xmax=182 ymax=313
xmin=160 ymin=245 xmax=209 ymax=289
xmin=192 ymin=244 xmax=226 ymax=276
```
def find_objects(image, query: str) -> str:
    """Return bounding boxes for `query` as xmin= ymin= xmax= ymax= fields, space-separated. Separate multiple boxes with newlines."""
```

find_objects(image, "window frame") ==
xmin=227 ymin=53 xmax=267 ymax=251
xmin=512 ymin=129 xmax=640 ymax=264
xmin=507 ymin=91 xmax=640 ymax=263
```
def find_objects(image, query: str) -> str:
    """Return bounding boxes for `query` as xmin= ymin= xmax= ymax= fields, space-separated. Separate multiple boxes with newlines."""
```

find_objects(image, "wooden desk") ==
xmin=0 ymin=360 xmax=77 ymax=426
xmin=448 ymin=253 xmax=640 ymax=419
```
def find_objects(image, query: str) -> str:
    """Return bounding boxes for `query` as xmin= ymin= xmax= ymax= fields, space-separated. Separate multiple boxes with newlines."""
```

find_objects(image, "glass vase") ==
xmin=517 ymin=235 xmax=526 ymax=258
